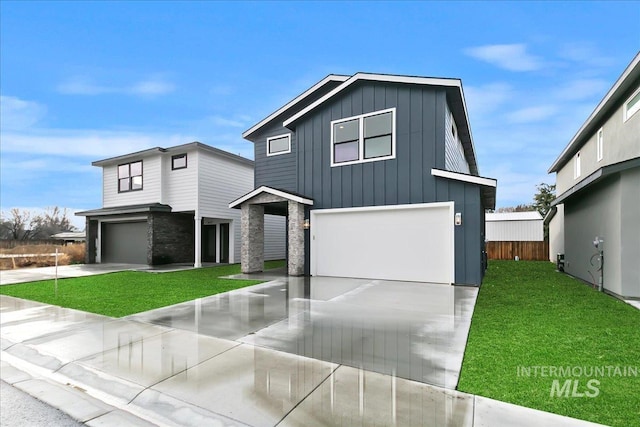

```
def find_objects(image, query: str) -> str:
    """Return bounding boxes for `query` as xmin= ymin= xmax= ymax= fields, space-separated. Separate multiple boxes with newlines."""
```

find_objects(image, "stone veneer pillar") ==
xmin=241 ymin=204 xmax=264 ymax=273
xmin=288 ymin=201 xmax=305 ymax=276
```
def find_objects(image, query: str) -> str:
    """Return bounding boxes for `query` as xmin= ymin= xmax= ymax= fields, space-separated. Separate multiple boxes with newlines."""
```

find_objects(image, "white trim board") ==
xmin=229 ymin=185 xmax=314 ymax=208
xmin=431 ymin=168 xmax=497 ymax=187
xmin=284 ymin=73 xmax=463 ymax=127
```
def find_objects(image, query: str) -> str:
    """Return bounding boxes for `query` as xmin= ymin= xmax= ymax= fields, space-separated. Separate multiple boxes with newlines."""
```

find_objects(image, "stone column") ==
xmin=288 ymin=201 xmax=305 ymax=276
xmin=241 ymin=204 xmax=264 ymax=273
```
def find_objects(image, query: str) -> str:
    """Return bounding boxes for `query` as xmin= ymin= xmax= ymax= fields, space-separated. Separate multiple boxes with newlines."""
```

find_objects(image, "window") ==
xmin=266 ymin=134 xmax=291 ymax=156
xmin=624 ymin=87 xmax=640 ymax=122
xmin=172 ymin=153 xmax=187 ymax=170
xmin=450 ymin=112 xmax=457 ymax=140
xmin=596 ymin=128 xmax=603 ymax=162
xmin=331 ymin=108 xmax=395 ymax=166
xmin=574 ymin=152 xmax=581 ymax=179
xmin=118 ymin=161 xmax=143 ymax=192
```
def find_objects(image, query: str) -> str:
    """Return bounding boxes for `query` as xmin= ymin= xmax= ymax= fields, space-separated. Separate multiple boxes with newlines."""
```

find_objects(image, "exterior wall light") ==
xmin=455 ymin=212 xmax=462 ymax=226
xmin=303 ymin=219 xmax=311 ymax=229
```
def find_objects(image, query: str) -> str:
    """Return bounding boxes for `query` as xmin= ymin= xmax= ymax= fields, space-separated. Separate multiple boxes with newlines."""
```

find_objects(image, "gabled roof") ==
xmin=549 ymin=52 xmax=640 ymax=173
xmin=245 ymin=72 xmax=479 ymax=175
xmin=242 ymin=74 xmax=350 ymax=140
xmin=229 ymin=186 xmax=314 ymax=209
xmin=92 ymin=141 xmax=253 ymax=167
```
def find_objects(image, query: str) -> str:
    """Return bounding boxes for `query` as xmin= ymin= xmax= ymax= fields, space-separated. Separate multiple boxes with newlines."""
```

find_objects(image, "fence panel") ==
xmin=486 ymin=241 xmax=549 ymax=261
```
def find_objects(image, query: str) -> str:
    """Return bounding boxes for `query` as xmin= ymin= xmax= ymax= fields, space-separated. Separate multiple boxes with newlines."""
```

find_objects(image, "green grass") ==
xmin=458 ymin=260 xmax=640 ymax=427
xmin=0 ymin=261 xmax=285 ymax=318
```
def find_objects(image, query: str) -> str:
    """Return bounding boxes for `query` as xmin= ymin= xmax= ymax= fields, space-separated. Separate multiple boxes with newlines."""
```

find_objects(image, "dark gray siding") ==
xmin=253 ymin=121 xmax=297 ymax=193
xmin=295 ymin=82 xmax=447 ymax=208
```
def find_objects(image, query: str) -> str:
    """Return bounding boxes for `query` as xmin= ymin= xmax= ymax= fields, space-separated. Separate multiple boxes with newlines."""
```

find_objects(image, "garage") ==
xmin=310 ymin=202 xmax=454 ymax=283
xmin=101 ymin=221 xmax=148 ymax=264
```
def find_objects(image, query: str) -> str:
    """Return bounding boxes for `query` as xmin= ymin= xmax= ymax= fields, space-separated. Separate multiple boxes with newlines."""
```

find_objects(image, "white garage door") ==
xmin=311 ymin=202 xmax=454 ymax=283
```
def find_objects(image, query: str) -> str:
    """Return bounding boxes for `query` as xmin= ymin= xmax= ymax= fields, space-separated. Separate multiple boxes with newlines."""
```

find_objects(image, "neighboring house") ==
xmin=51 ymin=231 xmax=86 ymax=245
xmin=548 ymin=52 xmax=640 ymax=299
xmin=230 ymin=73 xmax=497 ymax=286
xmin=544 ymin=205 xmax=564 ymax=263
xmin=485 ymin=212 xmax=543 ymax=242
xmin=77 ymin=142 xmax=285 ymax=266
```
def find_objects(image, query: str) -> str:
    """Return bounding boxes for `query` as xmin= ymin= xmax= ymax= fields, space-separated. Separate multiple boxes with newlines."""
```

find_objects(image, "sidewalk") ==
xmin=1 ymin=292 xmax=606 ymax=426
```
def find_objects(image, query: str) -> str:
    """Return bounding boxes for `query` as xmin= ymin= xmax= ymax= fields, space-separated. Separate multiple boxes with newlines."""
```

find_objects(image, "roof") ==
xmin=549 ymin=52 xmax=640 ymax=173
xmin=76 ymin=203 xmax=172 ymax=217
xmin=430 ymin=168 xmax=497 ymax=210
xmin=242 ymin=74 xmax=349 ymax=140
xmin=486 ymin=211 xmax=542 ymax=222
xmin=92 ymin=141 xmax=253 ymax=167
xmin=244 ymin=72 xmax=479 ymax=176
xmin=229 ymin=186 xmax=314 ymax=209
xmin=51 ymin=231 xmax=86 ymax=240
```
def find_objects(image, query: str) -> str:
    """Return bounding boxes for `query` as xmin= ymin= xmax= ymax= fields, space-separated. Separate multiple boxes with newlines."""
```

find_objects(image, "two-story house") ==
xmin=77 ymin=142 xmax=285 ymax=267
xmin=230 ymin=73 xmax=497 ymax=286
xmin=548 ymin=52 xmax=640 ymax=299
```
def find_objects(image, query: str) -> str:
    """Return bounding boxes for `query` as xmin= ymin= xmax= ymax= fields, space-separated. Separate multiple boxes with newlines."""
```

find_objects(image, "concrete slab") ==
xmin=279 ymin=364 xmax=474 ymax=427
xmin=149 ymin=344 xmax=337 ymax=427
xmin=0 ymin=263 xmax=148 ymax=285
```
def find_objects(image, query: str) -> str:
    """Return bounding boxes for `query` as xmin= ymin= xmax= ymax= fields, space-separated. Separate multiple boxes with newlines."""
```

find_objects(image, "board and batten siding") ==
xmin=103 ymin=156 xmax=162 ymax=208
xmin=294 ymin=82 xmax=447 ymax=209
xmin=254 ymin=121 xmax=298 ymax=193
xmin=444 ymin=102 xmax=470 ymax=174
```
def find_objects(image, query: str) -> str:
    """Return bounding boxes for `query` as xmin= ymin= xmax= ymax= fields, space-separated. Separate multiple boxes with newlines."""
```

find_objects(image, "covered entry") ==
xmin=311 ymin=202 xmax=455 ymax=283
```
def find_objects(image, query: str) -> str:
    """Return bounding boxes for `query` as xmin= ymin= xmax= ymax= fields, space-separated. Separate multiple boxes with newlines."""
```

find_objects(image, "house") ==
xmin=51 ymin=231 xmax=86 ymax=245
xmin=485 ymin=211 xmax=543 ymax=242
xmin=77 ymin=142 xmax=286 ymax=267
xmin=548 ymin=52 xmax=640 ymax=299
xmin=230 ymin=73 xmax=497 ymax=286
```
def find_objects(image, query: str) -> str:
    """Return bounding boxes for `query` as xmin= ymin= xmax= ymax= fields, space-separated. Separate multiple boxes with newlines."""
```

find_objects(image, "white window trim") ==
xmin=330 ymin=107 xmax=396 ymax=167
xmin=266 ymin=133 xmax=292 ymax=157
xmin=574 ymin=151 xmax=581 ymax=179
xmin=623 ymin=87 xmax=640 ymax=122
xmin=596 ymin=128 xmax=603 ymax=162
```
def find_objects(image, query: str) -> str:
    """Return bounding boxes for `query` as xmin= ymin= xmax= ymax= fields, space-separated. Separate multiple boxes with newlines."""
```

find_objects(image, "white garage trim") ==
xmin=310 ymin=202 xmax=455 ymax=283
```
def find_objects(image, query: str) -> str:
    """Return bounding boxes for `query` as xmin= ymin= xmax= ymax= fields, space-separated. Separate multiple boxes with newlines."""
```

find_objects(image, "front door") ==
xmin=202 ymin=225 xmax=216 ymax=262
xmin=220 ymin=223 xmax=230 ymax=263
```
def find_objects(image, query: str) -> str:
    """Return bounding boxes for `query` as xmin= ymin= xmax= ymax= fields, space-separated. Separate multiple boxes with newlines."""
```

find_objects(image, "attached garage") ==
xmin=101 ymin=221 xmax=148 ymax=264
xmin=310 ymin=202 xmax=455 ymax=283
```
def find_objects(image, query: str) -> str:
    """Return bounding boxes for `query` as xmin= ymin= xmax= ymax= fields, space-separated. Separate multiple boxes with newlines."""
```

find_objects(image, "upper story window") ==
xmin=623 ymin=87 xmax=640 ymax=122
xmin=574 ymin=151 xmax=581 ymax=179
xmin=172 ymin=153 xmax=187 ymax=170
xmin=266 ymin=134 xmax=291 ymax=156
xmin=450 ymin=112 xmax=457 ymax=140
xmin=596 ymin=128 xmax=603 ymax=162
xmin=331 ymin=108 xmax=396 ymax=167
xmin=118 ymin=161 xmax=143 ymax=192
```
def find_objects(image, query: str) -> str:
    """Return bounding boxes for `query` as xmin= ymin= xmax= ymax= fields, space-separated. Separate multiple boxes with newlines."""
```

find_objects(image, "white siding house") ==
xmin=78 ymin=142 xmax=285 ymax=267
xmin=485 ymin=211 xmax=544 ymax=242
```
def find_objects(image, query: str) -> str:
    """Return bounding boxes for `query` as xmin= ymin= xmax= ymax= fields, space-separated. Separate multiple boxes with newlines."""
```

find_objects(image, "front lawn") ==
xmin=0 ymin=261 xmax=285 ymax=317
xmin=458 ymin=260 xmax=640 ymax=427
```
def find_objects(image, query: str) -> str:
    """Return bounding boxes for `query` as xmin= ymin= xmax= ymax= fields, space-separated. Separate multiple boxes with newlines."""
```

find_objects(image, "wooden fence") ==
xmin=486 ymin=241 xmax=549 ymax=261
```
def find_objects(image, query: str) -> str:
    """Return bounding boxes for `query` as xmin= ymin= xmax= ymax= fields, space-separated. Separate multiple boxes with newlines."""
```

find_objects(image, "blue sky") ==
xmin=1 ymin=1 xmax=639 ymax=229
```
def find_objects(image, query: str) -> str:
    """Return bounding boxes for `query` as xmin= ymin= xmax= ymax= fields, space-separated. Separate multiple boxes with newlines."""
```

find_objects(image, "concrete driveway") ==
xmin=0 ymin=274 xmax=606 ymax=426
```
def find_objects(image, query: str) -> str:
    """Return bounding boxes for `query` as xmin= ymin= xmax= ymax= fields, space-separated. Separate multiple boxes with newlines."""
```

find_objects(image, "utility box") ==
xmin=556 ymin=253 xmax=565 ymax=272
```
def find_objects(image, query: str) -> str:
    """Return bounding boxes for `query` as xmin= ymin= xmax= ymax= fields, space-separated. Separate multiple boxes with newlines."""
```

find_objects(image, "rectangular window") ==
xmin=596 ymin=128 xmax=603 ymax=162
xmin=574 ymin=152 xmax=581 ymax=179
xmin=624 ymin=88 xmax=640 ymax=122
xmin=331 ymin=108 xmax=395 ymax=166
xmin=118 ymin=160 xmax=143 ymax=192
xmin=266 ymin=134 xmax=291 ymax=156
xmin=172 ymin=153 xmax=187 ymax=170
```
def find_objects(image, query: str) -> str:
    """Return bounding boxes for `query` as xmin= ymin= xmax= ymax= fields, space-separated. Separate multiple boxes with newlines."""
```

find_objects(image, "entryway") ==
xmin=202 ymin=222 xmax=230 ymax=263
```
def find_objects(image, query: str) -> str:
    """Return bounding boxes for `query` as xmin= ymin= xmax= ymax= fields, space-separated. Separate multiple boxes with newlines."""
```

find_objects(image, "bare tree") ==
xmin=0 ymin=207 xmax=77 ymax=240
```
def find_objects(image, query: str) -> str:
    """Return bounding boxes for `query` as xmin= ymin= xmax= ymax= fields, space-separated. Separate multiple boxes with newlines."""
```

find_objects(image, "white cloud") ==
xmin=506 ymin=105 xmax=558 ymax=123
xmin=0 ymin=96 xmax=48 ymax=130
xmin=57 ymin=76 xmax=175 ymax=96
xmin=558 ymin=43 xmax=615 ymax=68
xmin=554 ymin=78 xmax=609 ymax=101
xmin=464 ymin=82 xmax=513 ymax=119
xmin=208 ymin=115 xmax=246 ymax=128
xmin=465 ymin=44 xmax=543 ymax=72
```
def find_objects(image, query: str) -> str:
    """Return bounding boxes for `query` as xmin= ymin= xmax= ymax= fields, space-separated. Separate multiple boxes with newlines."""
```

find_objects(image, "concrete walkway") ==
xmin=1 ymin=278 xmax=606 ymax=426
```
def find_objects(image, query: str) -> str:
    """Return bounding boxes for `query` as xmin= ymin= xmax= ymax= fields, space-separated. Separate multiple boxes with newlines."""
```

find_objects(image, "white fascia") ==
xmin=431 ymin=168 xmax=497 ymax=187
xmin=229 ymin=186 xmax=314 ymax=209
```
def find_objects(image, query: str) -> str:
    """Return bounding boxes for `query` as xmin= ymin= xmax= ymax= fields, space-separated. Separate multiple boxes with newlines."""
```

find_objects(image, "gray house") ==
xmin=548 ymin=52 xmax=640 ymax=299
xmin=231 ymin=73 xmax=496 ymax=286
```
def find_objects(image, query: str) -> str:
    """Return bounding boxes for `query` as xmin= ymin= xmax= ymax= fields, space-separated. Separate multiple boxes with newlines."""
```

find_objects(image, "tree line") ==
xmin=0 ymin=207 xmax=78 ymax=240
